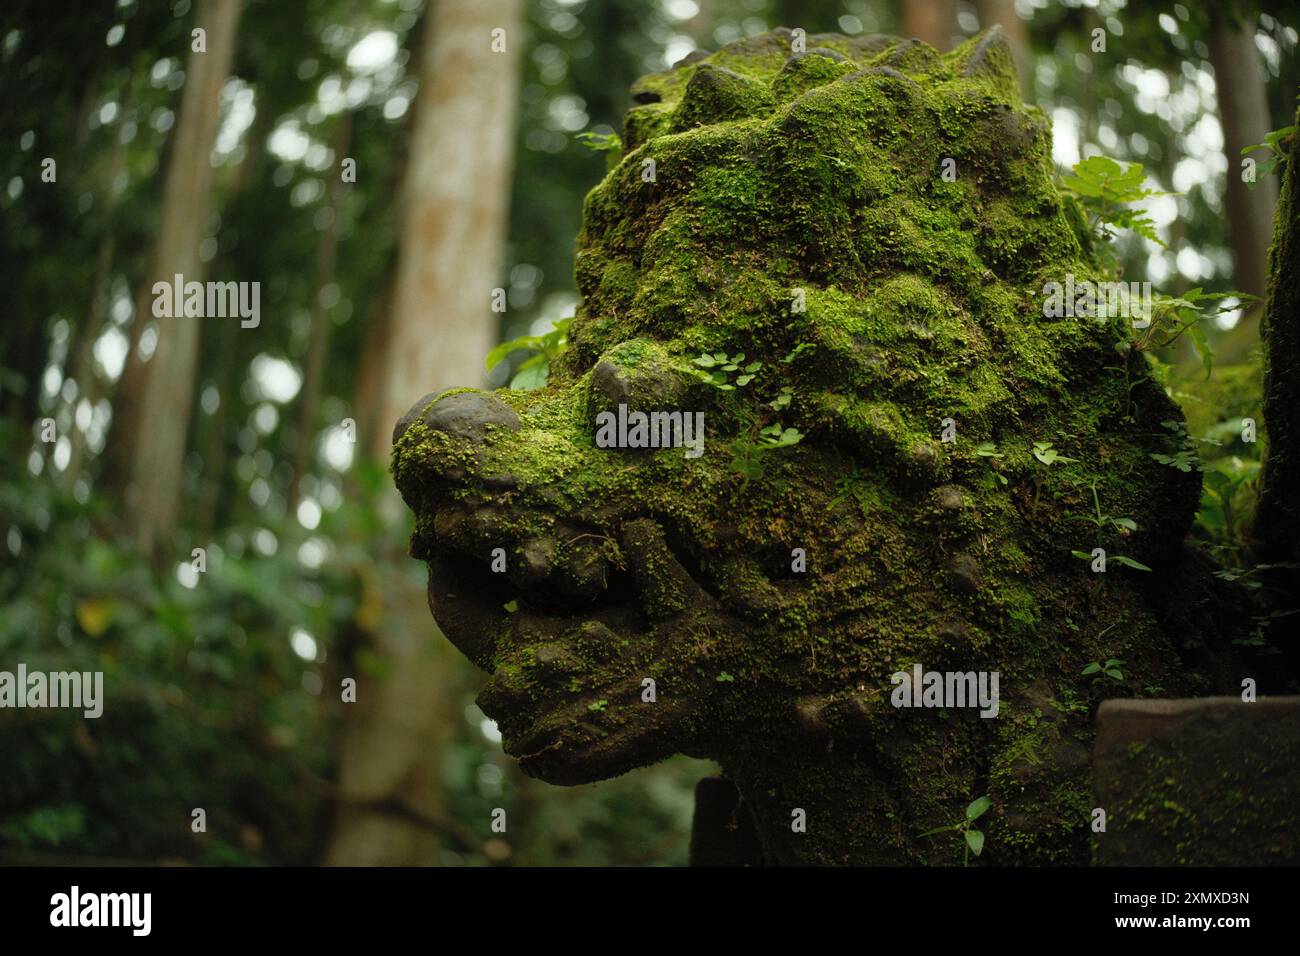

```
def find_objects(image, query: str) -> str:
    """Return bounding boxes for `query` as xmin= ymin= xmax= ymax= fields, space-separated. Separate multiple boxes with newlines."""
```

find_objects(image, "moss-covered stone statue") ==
xmin=392 ymin=27 xmax=1260 ymax=864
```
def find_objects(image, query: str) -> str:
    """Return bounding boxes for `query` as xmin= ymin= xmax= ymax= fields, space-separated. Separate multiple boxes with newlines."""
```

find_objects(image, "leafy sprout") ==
xmin=575 ymin=131 xmax=623 ymax=172
xmin=1061 ymin=155 xmax=1171 ymax=249
xmin=1129 ymin=290 xmax=1254 ymax=381
xmin=1032 ymin=441 xmax=1076 ymax=467
xmin=1082 ymin=658 xmax=1126 ymax=683
xmin=485 ymin=317 xmax=571 ymax=390
xmin=1241 ymin=109 xmax=1296 ymax=190
xmin=975 ymin=441 xmax=1008 ymax=486
xmin=727 ymin=423 xmax=803 ymax=486
xmin=1072 ymin=550 xmax=1151 ymax=571
xmin=1149 ymin=419 xmax=1208 ymax=473
xmin=918 ymin=795 xmax=992 ymax=865
xmin=782 ymin=342 xmax=816 ymax=363
xmin=691 ymin=351 xmax=762 ymax=390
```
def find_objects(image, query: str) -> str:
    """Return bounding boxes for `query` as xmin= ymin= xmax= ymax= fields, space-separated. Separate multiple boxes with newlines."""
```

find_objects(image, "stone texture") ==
xmin=1093 ymin=697 xmax=1300 ymax=865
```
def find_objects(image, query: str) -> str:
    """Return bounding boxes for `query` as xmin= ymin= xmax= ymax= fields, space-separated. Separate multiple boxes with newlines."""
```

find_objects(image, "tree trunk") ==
xmin=323 ymin=560 xmax=460 ymax=866
xmin=109 ymin=0 xmax=243 ymax=555
xmin=62 ymin=95 xmax=133 ymax=493
xmin=1253 ymin=106 xmax=1300 ymax=568
xmin=903 ymin=0 xmax=955 ymax=51
xmin=289 ymin=112 xmax=353 ymax=509
xmin=350 ymin=274 xmax=394 ymax=453
xmin=1209 ymin=13 xmax=1278 ymax=364
xmin=372 ymin=0 xmax=524 ymax=462
xmin=325 ymin=0 xmax=524 ymax=866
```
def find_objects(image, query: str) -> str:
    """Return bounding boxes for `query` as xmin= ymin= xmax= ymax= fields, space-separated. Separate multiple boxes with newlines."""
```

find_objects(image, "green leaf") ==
xmin=964 ymin=829 xmax=985 ymax=856
xmin=1187 ymin=319 xmax=1214 ymax=380
xmin=486 ymin=333 xmax=542 ymax=372
xmin=966 ymin=795 xmax=992 ymax=821
xmin=509 ymin=356 xmax=550 ymax=390
xmin=1112 ymin=555 xmax=1152 ymax=572
xmin=1071 ymin=550 xmax=1093 ymax=561
xmin=575 ymin=131 xmax=622 ymax=153
xmin=1082 ymin=662 xmax=1102 ymax=676
xmin=917 ymin=824 xmax=961 ymax=838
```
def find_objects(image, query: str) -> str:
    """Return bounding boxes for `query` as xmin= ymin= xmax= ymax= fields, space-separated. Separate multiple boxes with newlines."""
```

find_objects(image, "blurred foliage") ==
xmin=0 ymin=415 xmax=706 ymax=864
xmin=1 ymin=0 xmax=1297 ymax=865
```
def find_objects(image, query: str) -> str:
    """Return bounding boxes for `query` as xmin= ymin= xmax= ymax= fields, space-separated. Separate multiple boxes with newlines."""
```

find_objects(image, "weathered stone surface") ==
xmin=392 ymin=28 xmax=1262 ymax=866
xmin=1093 ymin=697 xmax=1300 ymax=865
xmin=400 ymin=389 xmax=520 ymax=445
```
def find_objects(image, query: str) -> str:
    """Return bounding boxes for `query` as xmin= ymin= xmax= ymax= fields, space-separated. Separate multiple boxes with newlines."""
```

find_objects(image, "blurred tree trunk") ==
xmin=289 ymin=111 xmax=353 ymax=510
xmin=324 ymin=558 xmax=459 ymax=866
xmin=63 ymin=97 xmax=133 ymax=493
xmin=326 ymin=0 xmax=524 ymax=866
xmin=1253 ymin=108 xmax=1300 ymax=568
xmin=903 ymin=0 xmax=955 ymax=50
xmin=106 ymin=0 xmax=242 ymax=555
xmin=1209 ymin=13 xmax=1278 ymax=365
xmin=973 ymin=0 xmax=1026 ymax=83
xmin=685 ymin=0 xmax=714 ymax=49
xmin=60 ymin=231 xmax=115 ymax=493
xmin=195 ymin=95 xmax=272 ymax=533
xmin=371 ymin=0 xmax=523 ymax=461
xmin=351 ymin=274 xmax=394 ymax=448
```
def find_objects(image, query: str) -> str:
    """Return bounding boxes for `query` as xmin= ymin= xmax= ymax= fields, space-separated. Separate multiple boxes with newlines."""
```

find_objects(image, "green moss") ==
xmin=390 ymin=26 xmax=1247 ymax=866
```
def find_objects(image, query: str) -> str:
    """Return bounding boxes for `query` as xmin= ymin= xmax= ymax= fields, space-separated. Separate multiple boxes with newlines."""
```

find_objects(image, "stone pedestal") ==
xmin=1092 ymin=697 xmax=1300 ymax=865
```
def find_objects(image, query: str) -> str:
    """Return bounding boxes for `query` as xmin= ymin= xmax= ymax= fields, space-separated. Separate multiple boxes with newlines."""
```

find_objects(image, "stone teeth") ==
xmin=621 ymin=518 xmax=707 ymax=621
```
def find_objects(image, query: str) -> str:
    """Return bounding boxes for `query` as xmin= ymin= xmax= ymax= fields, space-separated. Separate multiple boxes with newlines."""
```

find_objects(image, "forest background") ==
xmin=1 ymin=0 xmax=1296 ymax=865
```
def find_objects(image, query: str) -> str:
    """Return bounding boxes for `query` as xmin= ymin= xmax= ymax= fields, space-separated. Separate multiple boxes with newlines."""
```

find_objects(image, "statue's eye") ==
xmin=587 ymin=356 xmax=706 ymax=456
xmin=585 ymin=345 xmax=693 ymax=420
xmin=589 ymin=356 xmax=689 ymax=411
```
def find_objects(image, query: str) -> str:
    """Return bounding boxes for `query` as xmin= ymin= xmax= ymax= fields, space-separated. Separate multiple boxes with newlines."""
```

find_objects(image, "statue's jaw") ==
xmin=484 ymin=669 xmax=695 ymax=786
xmin=419 ymin=563 xmax=660 ymax=783
xmin=476 ymin=604 xmax=714 ymax=785
xmin=421 ymin=502 xmax=722 ymax=785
